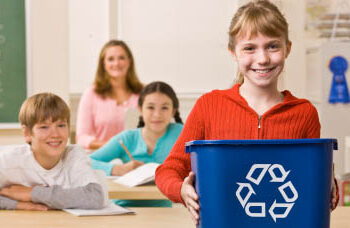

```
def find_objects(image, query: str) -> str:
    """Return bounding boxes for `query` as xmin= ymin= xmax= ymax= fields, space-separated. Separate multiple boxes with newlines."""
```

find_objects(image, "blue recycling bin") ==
xmin=185 ymin=139 xmax=337 ymax=228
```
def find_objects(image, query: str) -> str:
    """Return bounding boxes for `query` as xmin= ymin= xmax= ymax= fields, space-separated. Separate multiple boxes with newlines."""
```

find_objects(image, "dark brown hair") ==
xmin=137 ymin=81 xmax=183 ymax=128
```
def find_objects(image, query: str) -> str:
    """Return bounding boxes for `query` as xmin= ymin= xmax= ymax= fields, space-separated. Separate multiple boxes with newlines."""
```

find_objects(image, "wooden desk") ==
xmin=0 ymin=206 xmax=348 ymax=227
xmin=331 ymin=206 xmax=350 ymax=228
xmin=0 ymin=207 xmax=193 ymax=228
xmin=108 ymin=180 xmax=167 ymax=200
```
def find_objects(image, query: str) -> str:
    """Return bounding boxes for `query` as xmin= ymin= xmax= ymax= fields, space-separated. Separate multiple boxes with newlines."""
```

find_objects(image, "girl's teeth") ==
xmin=255 ymin=69 xmax=270 ymax=73
xmin=48 ymin=142 xmax=60 ymax=146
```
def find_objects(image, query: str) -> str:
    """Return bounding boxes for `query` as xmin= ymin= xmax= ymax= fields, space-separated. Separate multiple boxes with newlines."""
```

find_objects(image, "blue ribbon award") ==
xmin=328 ymin=56 xmax=350 ymax=104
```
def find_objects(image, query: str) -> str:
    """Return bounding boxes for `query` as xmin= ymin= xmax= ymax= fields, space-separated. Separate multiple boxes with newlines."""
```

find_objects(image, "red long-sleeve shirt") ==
xmin=155 ymin=84 xmax=320 ymax=203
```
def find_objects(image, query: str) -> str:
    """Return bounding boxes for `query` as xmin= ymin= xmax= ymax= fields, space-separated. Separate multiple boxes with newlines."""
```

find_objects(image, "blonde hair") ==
xmin=19 ymin=93 xmax=70 ymax=132
xmin=94 ymin=40 xmax=143 ymax=97
xmin=228 ymin=0 xmax=289 ymax=84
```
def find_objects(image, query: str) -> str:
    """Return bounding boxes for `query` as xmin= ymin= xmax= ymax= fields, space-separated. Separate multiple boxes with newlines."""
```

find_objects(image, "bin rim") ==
xmin=185 ymin=138 xmax=337 ymax=150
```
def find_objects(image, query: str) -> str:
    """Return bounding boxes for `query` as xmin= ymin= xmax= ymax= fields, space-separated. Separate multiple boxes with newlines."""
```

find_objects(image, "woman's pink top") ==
xmin=76 ymin=86 xmax=139 ymax=149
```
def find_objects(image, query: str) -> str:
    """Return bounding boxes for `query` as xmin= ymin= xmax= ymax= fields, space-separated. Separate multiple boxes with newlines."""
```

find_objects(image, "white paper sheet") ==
xmin=113 ymin=162 xmax=160 ymax=187
xmin=64 ymin=201 xmax=135 ymax=216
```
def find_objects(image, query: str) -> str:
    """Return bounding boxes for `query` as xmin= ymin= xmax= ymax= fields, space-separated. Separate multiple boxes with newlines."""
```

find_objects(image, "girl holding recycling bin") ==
xmin=155 ymin=0 xmax=339 ymax=224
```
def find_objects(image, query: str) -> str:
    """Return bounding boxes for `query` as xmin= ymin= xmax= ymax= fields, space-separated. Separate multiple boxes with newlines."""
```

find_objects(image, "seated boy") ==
xmin=0 ymin=93 xmax=107 ymax=210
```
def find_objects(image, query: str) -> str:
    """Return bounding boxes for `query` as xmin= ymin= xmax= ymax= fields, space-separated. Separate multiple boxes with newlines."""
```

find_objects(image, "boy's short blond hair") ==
xmin=19 ymin=92 xmax=70 ymax=131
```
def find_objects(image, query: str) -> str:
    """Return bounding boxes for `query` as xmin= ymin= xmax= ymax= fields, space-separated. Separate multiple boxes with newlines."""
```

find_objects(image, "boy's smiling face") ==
xmin=23 ymin=118 xmax=69 ymax=169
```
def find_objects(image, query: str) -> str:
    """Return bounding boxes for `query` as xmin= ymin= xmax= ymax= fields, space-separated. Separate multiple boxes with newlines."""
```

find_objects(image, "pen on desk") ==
xmin=119 ymin=139 xmax=135 ymax=161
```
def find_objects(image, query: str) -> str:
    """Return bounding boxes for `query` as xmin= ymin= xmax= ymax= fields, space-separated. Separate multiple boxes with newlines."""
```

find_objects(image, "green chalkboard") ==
xmin=0 ymin=0 xmax=26 ymax=124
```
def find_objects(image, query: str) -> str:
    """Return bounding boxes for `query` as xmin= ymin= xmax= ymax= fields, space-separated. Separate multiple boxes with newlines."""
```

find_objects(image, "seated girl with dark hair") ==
xmin=90 ymin=81 xmax=183 ymax=207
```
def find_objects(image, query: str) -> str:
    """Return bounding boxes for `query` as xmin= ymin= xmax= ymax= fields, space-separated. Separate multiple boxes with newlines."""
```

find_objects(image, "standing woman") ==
xmin=76 ymin=40 xmax=143 ymax=150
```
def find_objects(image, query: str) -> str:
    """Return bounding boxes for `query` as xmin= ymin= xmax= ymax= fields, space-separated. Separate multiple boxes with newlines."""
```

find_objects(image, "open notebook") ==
xmin=113 ymin=162 xmax=160 ymax=187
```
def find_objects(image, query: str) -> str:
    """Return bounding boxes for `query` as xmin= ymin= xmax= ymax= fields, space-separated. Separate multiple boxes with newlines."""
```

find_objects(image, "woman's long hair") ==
xmin=94 ymin=40 xmax=143 ymax=97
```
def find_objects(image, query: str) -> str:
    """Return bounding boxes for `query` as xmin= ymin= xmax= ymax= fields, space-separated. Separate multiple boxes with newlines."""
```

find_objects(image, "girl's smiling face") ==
xmin=232 ymin=32 xmax=291 ymax=88
xmin=140 ymin=92 xmax=175 ymax=135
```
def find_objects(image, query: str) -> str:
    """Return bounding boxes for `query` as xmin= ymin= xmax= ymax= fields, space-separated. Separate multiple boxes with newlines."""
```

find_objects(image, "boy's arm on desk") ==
xmin=0 ymin=195 xmax=49 ymax=211
xmin=31 ymin=183 xmax=105 ymax=209
xmin=0 ymin=195 xmax=17 ymax=210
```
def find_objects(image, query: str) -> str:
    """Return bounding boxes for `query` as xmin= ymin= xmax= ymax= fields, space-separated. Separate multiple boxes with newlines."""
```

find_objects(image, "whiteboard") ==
xmin=0 ymin=0 xmax=28 ymax=128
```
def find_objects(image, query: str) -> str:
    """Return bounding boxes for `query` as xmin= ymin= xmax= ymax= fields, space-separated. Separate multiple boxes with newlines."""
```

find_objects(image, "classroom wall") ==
xmin=29 ymin=0 xmax=69 ymax=101
xmin=69 ymin=0 xmax=115 ymax=94
xmin=282 ymin=0 xmax=307 ymax=98
xmin=305 ymin=42 xmax=350 ymax=174
xmin=117 ymin=0 xmax=238 ymax=95
xmin=68 ymin=0 xmax=307 ymax=99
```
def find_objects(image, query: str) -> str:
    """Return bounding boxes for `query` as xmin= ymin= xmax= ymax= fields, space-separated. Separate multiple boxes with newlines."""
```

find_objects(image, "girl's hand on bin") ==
xmin=331 ymin=164 xmax=339 ymax=211
xmin=181 ymin=171 xmax=200 ymax=225
xmin=331 ymin=177 xmax=339 ymax=211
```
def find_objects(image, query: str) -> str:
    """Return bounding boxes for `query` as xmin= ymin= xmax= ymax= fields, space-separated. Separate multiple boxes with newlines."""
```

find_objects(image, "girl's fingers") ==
xmin=183 ymin=176 xmax=191 ymax=185
xmin=331 ymin=187 xmax=338 ymax=210
xmin=184 ymin=174 xmax=199 ymax=200
xmin=181 ymin=172 xmax=200 ymax=225
xmin=330 ymin=177 xmax=339 ymax=210
xmin=183 ymin=185 xmax=199 ymax=209
xmin=186 ymin=197 xmax=200 ymax=210
xmin=188 ymin=205 xmax=199 ymax=225
xmin=187 ymin=187 xmax=198 ymax=200
xmin=184 ymin=172 xmax=195 ymax=184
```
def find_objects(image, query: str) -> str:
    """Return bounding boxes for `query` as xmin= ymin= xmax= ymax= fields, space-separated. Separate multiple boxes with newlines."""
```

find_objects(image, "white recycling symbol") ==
xmin=235 ymin=164 xmax=298 ymax=222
